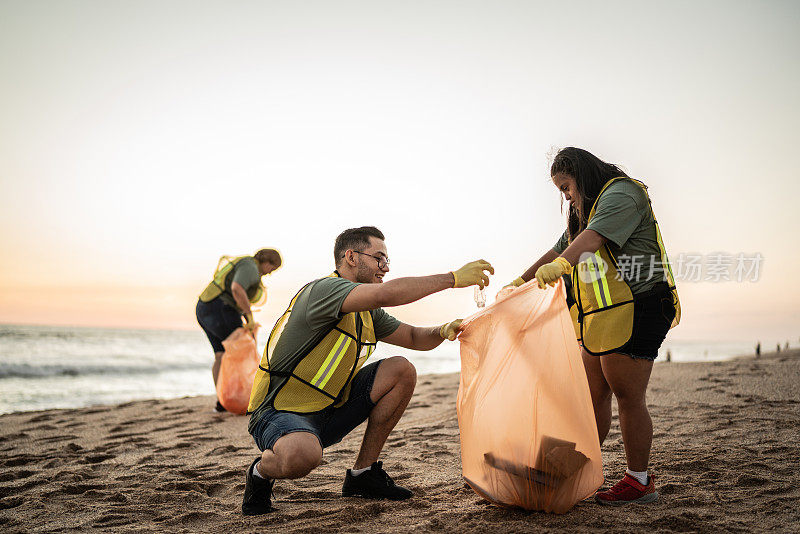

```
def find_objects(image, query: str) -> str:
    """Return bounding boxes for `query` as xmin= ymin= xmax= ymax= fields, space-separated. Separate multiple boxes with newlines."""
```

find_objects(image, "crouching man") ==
xmin=242 ymin=226 xmax=493 ymax=514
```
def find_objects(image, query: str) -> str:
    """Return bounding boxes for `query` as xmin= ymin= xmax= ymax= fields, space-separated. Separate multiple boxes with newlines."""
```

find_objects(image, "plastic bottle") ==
xmin=474 ymin=286 xmax=486 ymax=308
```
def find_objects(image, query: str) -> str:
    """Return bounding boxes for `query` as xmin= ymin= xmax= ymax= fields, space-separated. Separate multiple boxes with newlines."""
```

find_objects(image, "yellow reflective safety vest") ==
xmin=198 ymin=255 xmax=265 ymax=306
xmin=569 ymin=177 xmax=681 ymax=355
xmin=247 ymin=272 xmax=377 ymax=414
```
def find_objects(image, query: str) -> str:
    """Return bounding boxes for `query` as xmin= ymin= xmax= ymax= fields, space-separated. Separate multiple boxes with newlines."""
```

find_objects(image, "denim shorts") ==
xmin=250 ymin=359 xmax=383 ymax=451
xmin=615 ymin=288 xmax=677 ymax=361
xmin=196 ymin=298 xmax=242 ymax=353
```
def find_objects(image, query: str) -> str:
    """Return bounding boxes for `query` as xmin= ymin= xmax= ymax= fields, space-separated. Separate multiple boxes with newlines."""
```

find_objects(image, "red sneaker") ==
xmin=595 ymin=473 xmax=658 ymax=505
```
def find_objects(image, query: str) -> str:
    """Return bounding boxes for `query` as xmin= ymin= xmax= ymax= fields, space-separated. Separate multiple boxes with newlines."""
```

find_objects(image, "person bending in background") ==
xmin=196 ymin=248 xmax=282 ymax=412
xmin=506 ymin=147 xmax=680 ymax=505
xmin=242 ymin=226 xmax=493 ymax=515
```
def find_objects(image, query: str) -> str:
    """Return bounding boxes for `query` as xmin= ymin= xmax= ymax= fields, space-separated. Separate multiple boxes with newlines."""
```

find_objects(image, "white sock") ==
xmin=252 ymin=463 xmax=265 ymax=479
xmin=626 ymin=468 xmax=648 ymax=485
xmin=350 ymin=466 xmax=372 ymax=476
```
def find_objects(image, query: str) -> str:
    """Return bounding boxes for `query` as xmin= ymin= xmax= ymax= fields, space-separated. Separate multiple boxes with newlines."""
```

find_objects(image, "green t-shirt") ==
xmin=219 ymin=258 xmax=261 ymax=311
xmin=249 ymin=276 xmax=400 ymax=427
xmin=553 ymin=180 xmax=667 ymax=295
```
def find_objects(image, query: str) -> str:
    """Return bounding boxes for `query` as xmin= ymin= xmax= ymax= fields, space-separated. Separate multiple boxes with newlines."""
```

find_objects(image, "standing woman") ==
xmin=507 ymin=147 xmax=680 ymax=504
xmin=197 ymin=248 xmax=282 ymax=412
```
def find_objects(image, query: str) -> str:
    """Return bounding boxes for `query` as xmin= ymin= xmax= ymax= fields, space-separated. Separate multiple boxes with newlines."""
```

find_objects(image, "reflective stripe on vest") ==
xmin=311 ymin=333 xmax=352 ymax=389
xmin=587 ymin=252 xmax=613 ymax=309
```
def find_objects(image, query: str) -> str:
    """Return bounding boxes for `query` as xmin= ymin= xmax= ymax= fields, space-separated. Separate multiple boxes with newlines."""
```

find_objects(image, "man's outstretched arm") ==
xmin=380 ymin=323 xmax=453 ymax=351
xmin=341 ymin=260 xmax=493 ymax=314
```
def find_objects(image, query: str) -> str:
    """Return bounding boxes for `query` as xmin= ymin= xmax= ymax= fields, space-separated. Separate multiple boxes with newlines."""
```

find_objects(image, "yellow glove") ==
xmin=502 ymin=277 xmax=526 ymax=290
xmin=535 ymin=257 xmax=572 ymax=288
xmin=244 ymin=313 xmax=259 ymax=333
xmin=451 ymin=260 xmax=494 ymax=289
xmin=439 ymin=319 xmax=463 ymax=341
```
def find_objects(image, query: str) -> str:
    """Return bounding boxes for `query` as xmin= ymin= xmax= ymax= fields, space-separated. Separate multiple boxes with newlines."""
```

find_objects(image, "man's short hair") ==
xmin=254 ymin=248 xmax=282 ymax=267
xmin=334 ymin=226 xmax=385 ymax=267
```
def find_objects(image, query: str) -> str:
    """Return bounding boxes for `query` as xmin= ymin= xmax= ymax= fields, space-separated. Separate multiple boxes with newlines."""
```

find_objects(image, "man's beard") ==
xmin=355 ymin=260 xmax=376 ymax=284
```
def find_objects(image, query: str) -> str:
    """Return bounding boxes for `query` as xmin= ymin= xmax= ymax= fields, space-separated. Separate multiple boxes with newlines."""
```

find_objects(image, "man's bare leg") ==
xmin=353 ymin=356 xmax=416 ymax=469
xmin=212 ymin=351 xmax=224 ymax=386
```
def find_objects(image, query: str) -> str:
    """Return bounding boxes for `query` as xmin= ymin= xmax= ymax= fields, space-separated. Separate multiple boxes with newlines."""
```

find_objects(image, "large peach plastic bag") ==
xmin=457 ymin=280 xmax=603 ymax=513
xmin=217 ymin=327 xmax=260 ymax=415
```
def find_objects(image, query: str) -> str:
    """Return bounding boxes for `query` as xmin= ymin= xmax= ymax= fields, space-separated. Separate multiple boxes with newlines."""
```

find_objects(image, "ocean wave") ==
xmin=0 ymin=362 xmax=207 ymax=379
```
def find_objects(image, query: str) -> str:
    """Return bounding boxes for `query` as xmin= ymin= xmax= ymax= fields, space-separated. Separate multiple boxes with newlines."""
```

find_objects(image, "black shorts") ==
xmin=195 ymin=298 xmax=242 ymax=353
xmin=249 ymin=360 xmax=383 ymax=451
xmin=615 ymin=289 xmax=677 ymax=361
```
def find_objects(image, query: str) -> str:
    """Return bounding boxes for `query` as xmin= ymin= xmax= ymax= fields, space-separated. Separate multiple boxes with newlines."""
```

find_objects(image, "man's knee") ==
xmin=385 ymin=356 xmax=416 ymax=387
xmin=370 ymin=357 xmax=417 ymax=404
xmin=271 ymin=432 xmax=323 ymax=478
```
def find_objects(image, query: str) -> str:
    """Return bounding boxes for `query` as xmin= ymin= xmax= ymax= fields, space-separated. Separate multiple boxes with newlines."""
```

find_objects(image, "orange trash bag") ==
xmin=217 ymin=327 xmax=260 ymax=415
xmin=457 ymin=280 xmax=603 ymax=513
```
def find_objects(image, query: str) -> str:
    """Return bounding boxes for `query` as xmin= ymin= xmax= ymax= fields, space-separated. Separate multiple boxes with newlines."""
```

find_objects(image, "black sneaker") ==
xmin=214 ymin=400 xmax=226 ymax=413
xmin=342 ymin=461 xmax=412 ymax=500
xmin=242 ymin=457 xmax=275 ymax=515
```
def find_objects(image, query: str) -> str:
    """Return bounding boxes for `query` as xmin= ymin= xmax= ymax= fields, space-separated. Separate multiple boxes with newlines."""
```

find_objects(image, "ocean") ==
xmin=0 ymin=323 xmax=760 ymax=415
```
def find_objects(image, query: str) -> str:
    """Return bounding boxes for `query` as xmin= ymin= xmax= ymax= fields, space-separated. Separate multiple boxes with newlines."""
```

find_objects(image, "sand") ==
xmin=1 ymin=350 xmax=799 ymax=533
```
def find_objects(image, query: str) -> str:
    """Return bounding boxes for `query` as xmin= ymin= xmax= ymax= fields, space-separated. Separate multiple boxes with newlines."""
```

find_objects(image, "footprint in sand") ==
xmin=162 ymin=511 xmax=218 ymax=526
xmin=0 ymin=496 xmax=24 ymax=510
xmin=735 ymin=473 xmax=770 ymax=487
xmin=80 ymin=453 xmax=115 ymax=464
xmin=205 ymin=483 xmax=227 ymax=498
xmin=167 ymin=408 xmax=195 ymax=416
xmin=287 ymin=489 xmax=340 ymax=501
xmin=205 ymin=444 xmax=239 ymax=456
xmin=0 ymin=469 xmax=36 ymax=483
xmin=56 ymin=483 xmax=107 ymax=496
xmin=2 ymin=454 xmax=38 ymax=467
xmin=92 ymin=513 xmax=134 ymax=528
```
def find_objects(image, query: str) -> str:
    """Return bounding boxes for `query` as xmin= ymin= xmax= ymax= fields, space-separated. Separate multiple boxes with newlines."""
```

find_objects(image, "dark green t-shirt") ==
xmin=249 ymin=276 xmax=400 ymax=427
xmin=553 ymin=180 xmax=667 ymax=295
xmin=219 ymin=258 xmax=261 ymax=312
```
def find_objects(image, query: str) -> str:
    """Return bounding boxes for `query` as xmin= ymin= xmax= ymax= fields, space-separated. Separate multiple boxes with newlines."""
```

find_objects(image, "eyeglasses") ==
xmin=353 ymin=251 xmax=390 ymax=269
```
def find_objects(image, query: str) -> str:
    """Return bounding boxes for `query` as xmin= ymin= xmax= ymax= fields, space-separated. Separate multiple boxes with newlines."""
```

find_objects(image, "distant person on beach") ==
xmin=196 ymin=249 xmax=282 ymax=412
xmin=241 ymin=226 xmax=493 ymax=515
xmin=505 ymin=147 xmax=680 ymax=505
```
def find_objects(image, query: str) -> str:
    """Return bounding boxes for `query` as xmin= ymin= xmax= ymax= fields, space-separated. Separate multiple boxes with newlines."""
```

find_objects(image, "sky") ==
xmin=1 ymin=0 xmax=798 ymax=345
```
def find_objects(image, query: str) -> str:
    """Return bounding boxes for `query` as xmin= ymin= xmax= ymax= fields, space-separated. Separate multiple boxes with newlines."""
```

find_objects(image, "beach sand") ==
xmin=1 ymin=350 xmax=798 ymax=533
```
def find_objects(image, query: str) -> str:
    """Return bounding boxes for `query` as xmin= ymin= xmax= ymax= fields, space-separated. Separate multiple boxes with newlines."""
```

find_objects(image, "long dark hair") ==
xmin=550 ymin=147 xmax=630 ymax=241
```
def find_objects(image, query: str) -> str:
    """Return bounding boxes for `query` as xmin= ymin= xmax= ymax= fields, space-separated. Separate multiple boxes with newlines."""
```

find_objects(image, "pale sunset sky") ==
xmin=1 ymin=1 xmax=798 ymax=345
